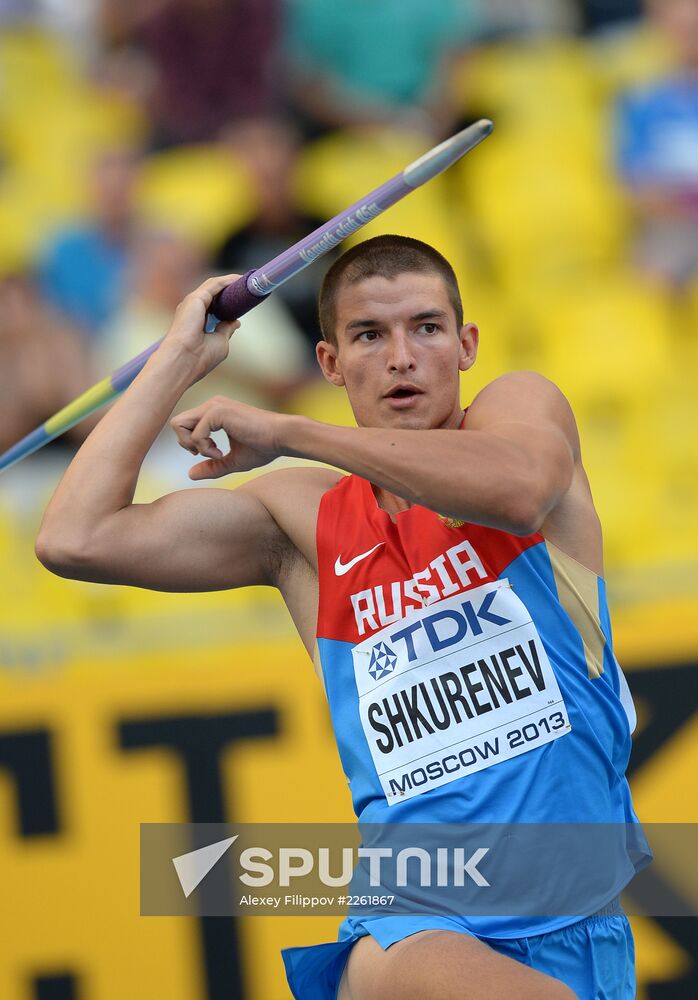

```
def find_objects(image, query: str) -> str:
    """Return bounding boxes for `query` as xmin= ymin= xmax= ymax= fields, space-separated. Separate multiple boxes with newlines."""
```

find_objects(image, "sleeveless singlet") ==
xmin=314 ymin=445 xmax=648 ymax=939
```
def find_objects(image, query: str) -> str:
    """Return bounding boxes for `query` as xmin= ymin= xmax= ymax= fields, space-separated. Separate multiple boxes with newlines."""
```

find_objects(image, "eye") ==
xmin=418 ymin=322 xmax=440 ymax=335
xmin=357 ymin=330 xmax=379 ymax=342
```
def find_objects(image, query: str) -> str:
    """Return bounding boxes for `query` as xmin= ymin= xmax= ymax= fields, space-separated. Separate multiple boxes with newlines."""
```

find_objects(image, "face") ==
xmin=316 ymin=272 xmax=478 ymax=430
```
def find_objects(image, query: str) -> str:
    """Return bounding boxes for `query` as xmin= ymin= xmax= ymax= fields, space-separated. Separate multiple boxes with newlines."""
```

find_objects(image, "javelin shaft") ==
xmin=0 ymin=340 xmax=167 ymax=471
xmin=0 ymin=119 xmax=493 ymax=474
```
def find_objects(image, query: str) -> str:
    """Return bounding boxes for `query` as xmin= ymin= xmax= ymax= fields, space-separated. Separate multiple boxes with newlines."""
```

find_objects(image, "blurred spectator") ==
xmin=480 ymin=1 xmax=581 ymax=37
xmin=37 ymin=147 xmax=140 ymax=337
xmin=580 ymin=1 xmax=643 ymax=32
xmin=39 ymin=0 xmax=96 ymax=51
xmin=101 ymin=228 xmax=313 ymax=412
xmin=283 ymin=0 xmax=483 ymax=140
xmin=100 ymin=228 xmax=204 ymax=367
xmin=0 ymin=1 xmax=96 ymax=50
xmin=0 ymin=273 xmax=98 ymax=454
xmin=99 ymin=0 xmax=281 ymax=147
xmin=0 ymin=0 xmax=39 ymax=24
xmin=215 ymin=117 xmax=330 ymax=351
xmin=614 ymin=0 xmax=698 ymax=288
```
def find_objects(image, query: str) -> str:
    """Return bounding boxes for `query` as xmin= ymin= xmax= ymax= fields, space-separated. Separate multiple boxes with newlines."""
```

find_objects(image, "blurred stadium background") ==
xmin=1 ymin=1 xmax=697 ymax=998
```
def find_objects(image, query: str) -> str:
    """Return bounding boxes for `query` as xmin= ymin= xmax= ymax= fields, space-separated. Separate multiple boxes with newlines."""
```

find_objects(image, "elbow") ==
xmin=505 ymin=453 xmax=573 ymax=537
xmin=504 ymin=491 xmax=550 ymax=538
xmin=504 ymin=512 xmax=542 ymax=538
xmin=35 ymin=530 xmax=93 ymax=579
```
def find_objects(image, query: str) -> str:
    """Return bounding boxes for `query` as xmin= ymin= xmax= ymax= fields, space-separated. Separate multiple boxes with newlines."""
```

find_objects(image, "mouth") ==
xmin=383 ymin=384 xmax=424 ymax=405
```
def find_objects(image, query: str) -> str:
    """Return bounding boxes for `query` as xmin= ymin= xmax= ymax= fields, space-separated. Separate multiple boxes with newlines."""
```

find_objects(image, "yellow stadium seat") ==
xmin=1 ymin=86 xmax=147 ymax=248
xmin=579 ymin=406 xmax=666 ymax=571
xmin=643 ymin=358 xmax=698 ymax=566
xmin=457 ymin=121 xmax=630 ymax=294
xmin=518 ymin=273 xmax=674 ymax=405
xmin=0 ymin=184 xmax=37 ymax=273
xmin=654 ymin=466 xmax=698 ymax=566
xmin=0 ymin=26 xmax=81 ymax=107
xmin=287 ymin=379 xmax=356 ymax=428
xmin=135 ymin=144 xmax=256 ymax=249
xmin=453 ymin=37 xmax=598 ymax=132
xmin=586 ymin=24 xmax=673 ymax=97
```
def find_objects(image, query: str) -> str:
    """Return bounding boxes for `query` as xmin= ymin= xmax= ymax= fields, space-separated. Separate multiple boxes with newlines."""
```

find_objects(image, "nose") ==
xmin=387 ymin=329 xmax=416 ymax=374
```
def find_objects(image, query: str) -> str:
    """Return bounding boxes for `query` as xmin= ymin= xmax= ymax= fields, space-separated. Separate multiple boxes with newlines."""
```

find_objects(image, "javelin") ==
xmin=0 ymin=119 xmax=493 ymax=474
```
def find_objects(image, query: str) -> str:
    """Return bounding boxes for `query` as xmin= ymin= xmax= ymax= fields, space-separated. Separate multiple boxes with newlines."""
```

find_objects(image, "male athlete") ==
xmin=36 ymin=236 xmax=643 ymax=999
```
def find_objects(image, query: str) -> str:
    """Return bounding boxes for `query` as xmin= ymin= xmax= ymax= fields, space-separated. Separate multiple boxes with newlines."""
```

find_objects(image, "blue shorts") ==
xmin=281 ymin=899 xmax=635 ymax=1000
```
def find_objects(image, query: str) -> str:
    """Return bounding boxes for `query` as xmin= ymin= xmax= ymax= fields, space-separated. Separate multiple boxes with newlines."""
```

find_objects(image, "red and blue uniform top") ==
xmin=280 ymin=457 xmax=648 ymax=993
xmin=314 ymin=467 xmax=645 ymax=933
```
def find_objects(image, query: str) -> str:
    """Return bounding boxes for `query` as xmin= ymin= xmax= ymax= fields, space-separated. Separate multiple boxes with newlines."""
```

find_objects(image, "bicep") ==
xmin=84 ymin=486 xmax=281 ymax=592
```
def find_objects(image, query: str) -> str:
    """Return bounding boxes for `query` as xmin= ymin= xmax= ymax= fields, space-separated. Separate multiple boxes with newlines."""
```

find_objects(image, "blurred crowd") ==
xmin=0 ymin=0 xmax=696 ymax=481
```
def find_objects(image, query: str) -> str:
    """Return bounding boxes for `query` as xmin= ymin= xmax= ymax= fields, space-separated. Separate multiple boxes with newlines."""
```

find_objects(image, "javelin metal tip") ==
xmin=451 ymin=118 xmax=495 ymax=150
xmin=403 ymin=118 xmax=494 ymax=188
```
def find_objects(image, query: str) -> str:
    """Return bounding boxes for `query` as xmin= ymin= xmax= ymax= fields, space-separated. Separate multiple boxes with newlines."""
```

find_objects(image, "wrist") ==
xmin=145 ymin=340 xmax=202 ymax=390
xmin=277 ymin=414 xmax=316 ymax=459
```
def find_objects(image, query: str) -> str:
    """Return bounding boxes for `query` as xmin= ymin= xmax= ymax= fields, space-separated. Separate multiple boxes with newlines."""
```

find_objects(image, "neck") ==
xmin=372 ymin=483 xmax=412 ymax=519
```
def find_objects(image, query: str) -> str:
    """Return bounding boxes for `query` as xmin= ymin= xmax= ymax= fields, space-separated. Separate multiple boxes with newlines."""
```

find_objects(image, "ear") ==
xmin=458 ymin=322 xmax=479 ymax=372
xmin=316 ymin=340 xmax=346 ymax=387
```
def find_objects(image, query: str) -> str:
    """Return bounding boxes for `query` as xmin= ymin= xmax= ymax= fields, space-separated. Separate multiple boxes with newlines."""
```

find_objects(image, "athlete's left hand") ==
xmin=170 ymin=396 xmax=289 ymax=479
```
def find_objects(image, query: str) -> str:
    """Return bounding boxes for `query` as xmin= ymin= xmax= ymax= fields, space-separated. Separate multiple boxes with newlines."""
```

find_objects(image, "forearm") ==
xmin=38 ymin=345 xmax=196 ymax=553
xmin=283 ymin=417 xmax=548 ymax=534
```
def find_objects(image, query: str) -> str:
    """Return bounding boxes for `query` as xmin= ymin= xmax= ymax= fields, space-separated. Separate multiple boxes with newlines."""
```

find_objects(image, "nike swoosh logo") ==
xmin=334 ymin=542 xmax=384 ymax=576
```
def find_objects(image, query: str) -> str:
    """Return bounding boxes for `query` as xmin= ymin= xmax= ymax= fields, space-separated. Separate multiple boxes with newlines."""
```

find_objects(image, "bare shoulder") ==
xmin=240 ymin=464 xmax=345 ymax=516
xmin=467 ymin=371 xmax=581 ymax=460
xmin=468 ymin=370 xmax=575 ymax=423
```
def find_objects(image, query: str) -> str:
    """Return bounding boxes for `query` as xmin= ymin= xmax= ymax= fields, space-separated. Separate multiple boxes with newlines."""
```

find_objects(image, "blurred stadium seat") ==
xmin=456 ymin=123 xmax=630 ymax=295
xmin=288 ymin=379 xmax=356 ymax=428
xmin=529 ymin=272 xmax=673 ymax=398
xmin=587 ymin=21 xmax=673 ymax=96
xmin=453 ymin=37 xmax=598 ymax=130
xmin=135 ymin=145 xmax=256 ymax=250
xmin=0 ymin=27 xmax=146 ymax=272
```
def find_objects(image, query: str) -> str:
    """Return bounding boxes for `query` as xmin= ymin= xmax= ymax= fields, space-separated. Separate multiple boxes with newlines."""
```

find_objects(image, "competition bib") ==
xmin=351 ymin=579 xmax=571 ymax=805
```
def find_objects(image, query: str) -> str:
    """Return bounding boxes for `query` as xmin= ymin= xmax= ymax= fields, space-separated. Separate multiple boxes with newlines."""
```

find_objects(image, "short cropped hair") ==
xmin=318 ymin=235 xmax=463 ymax=346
